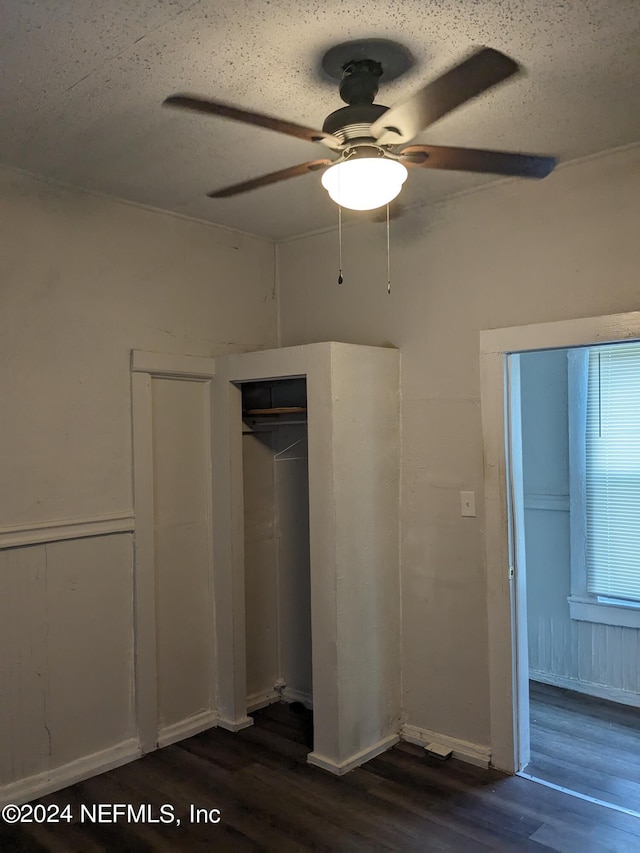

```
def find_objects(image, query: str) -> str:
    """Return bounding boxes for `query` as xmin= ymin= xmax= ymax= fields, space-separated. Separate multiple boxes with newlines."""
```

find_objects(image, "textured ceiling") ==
xmin=2 ymin=0 xmax=639 ymax=240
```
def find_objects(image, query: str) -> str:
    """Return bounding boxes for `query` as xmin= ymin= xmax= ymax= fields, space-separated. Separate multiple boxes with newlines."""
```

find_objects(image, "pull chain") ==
xmin=386 ymin=203 xmax=391 ymax=294
xmin=337 ymin=205 xmax=344 ymax=285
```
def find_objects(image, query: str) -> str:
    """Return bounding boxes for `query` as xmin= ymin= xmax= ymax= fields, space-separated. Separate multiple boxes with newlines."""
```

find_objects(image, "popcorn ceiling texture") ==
xmin=1 ymin=0 xmax=638 ymax=239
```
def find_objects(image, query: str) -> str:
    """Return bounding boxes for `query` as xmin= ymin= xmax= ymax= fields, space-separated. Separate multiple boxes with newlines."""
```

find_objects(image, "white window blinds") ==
xmin=586 ymin=342 xmax=640 ymax=601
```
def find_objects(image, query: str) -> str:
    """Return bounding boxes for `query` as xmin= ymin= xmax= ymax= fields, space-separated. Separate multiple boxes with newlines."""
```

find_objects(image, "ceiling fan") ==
xmin=164 ymin=43 xmax=556 ymax=211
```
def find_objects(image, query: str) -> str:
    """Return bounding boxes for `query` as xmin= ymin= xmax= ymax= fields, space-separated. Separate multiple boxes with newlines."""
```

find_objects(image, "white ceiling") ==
xmin=2 ymin=0 xmax=639 ymax=240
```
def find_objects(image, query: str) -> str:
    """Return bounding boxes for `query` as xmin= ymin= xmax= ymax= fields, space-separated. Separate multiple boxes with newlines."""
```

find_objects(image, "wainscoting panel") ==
xmin=528 ymin=611 xmax=640 ymax=704
xmin=0 ymin=533 xmax=136 ymax=799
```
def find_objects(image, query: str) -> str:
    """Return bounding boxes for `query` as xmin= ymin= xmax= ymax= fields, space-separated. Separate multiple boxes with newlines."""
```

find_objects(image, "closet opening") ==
xmin=239 ymin=377 xmax=314 ymax=752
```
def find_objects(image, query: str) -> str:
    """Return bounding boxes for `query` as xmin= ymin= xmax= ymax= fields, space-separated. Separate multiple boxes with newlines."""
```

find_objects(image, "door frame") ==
xmin=479 ymin=311 xmax=640 ymax=773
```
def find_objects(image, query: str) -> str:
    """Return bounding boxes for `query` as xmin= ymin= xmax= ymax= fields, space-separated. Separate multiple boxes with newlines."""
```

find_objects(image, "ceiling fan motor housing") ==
xmin=322 ymin=102 xmax=389 ymax=143
xmin=339 ymin=59 xmax=383 ymax=104
xmin=322 ymin=58 xmax=390 ymax=144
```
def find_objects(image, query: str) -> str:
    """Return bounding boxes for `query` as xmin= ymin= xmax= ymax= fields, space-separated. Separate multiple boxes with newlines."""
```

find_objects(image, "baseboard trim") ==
xmin=217 ymin=715 xmax=254 ymax=732
xmin=246 ymin=687 xmax=313 ymax=713
xmin=307 ymin=733 xmax=400 ymax=776
xmin=282 ymin=687 xmax=313 ymax=709
xmin=246 ymin=690 xmax=280 ymax=713
xmin=157 ymin=710 xmax=218 ymax=748
xmin=400 ymin=724 xmax=491 ymax=768
xmin=530 ymin=671 xmax=640 ymax=708
xmin=0 ymin=738 xmax=140 ymax=807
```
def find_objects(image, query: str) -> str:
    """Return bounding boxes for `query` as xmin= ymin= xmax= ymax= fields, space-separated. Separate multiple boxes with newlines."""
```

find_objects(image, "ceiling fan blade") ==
xmin=164 ymin=94 xmax=342 ymax=151
xmin=208 ymin=159 xmax=333 ymax=198
xmin=399 ymin=144 xmax=556 ymax=178
xmin=371 ymin=48 xmax=520 ymax=145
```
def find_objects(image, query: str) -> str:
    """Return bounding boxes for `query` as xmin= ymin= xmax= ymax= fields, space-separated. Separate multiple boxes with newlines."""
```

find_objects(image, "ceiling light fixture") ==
xmin=321 ymin=149 xmax=408 ymax=211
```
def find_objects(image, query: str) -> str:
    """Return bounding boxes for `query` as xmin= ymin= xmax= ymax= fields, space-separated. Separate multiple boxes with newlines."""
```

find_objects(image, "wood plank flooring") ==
xmin=527 ymin=681 xmax=640 ymax=816
xmin=3 ymin=701 xmax=640 ymax=851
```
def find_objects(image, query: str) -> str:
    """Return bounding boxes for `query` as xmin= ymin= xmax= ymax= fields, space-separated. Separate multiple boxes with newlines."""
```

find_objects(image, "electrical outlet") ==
xmin=460 ymin=491 xmax=476 ymax=517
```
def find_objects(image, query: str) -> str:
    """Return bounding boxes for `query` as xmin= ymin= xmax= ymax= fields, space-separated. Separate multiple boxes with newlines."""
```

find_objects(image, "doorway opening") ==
xmin=240 ymin=377 xmax=314 ymax=753
xmin=480 ymin=312 xmax=640 ymax=817
xmin=515 ymin=346 xmax=640 ymax=815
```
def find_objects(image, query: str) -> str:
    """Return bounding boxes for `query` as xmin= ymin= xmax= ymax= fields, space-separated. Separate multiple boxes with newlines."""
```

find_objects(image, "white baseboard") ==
xmin=247 ymin=687 xmax=313 ymax=712
xmin=246 ymin=689 xmax=280 ymax=713
xmin=400 ymin=724 xmax=491 ymax=768
xmin=157 ymin=710 xmax=218 ymax=748
xmin=282 ymin=687 xmax=313 ymax=709
xmin=217 ymin=715 xmax=254 ymax=732
xmin=0 ymin=738 xmax=140 ymax=808
xmin=530 ymin=671 xmax=640 ymax=708
xmin=307 ymin=733 xmax=400 ymax=776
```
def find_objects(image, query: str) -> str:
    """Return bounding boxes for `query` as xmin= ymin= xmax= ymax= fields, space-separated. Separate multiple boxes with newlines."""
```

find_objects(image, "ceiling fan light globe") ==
xmin=321 ymin=158 xmax=408 ymax=211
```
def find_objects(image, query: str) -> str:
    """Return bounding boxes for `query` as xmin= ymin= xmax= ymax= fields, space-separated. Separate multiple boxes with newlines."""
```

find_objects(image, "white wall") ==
xmin=0 ymin=167 xmax=275 ymax=528
xmin=0 ymin=166 xmax=276 ymax=798
xmin=276 ymin=144 xmax=640 ymax=751
xmin=521 ymin=349 xmax=640 ymax=703
xmin=520 ymin=350 xmax=571 ymax=629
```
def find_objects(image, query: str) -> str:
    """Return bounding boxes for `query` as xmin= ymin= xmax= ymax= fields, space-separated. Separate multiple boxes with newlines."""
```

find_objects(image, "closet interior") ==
xmin=240 ymin=377 xmax=314 ymax=749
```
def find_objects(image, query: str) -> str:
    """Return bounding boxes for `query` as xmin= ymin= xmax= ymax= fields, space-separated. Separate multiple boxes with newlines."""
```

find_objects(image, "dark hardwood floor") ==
xmin=527 ymin=680 xmax=640 ymax=817
xmin=3 ymin=701 xmax=640 ymax=851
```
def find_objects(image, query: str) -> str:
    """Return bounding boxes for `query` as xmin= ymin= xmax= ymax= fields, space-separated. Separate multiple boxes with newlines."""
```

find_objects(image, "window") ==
xmin=586 ymin=344 xmax=640 ymax=601
xmin=568 ymin=342 xmax=640 ymax=628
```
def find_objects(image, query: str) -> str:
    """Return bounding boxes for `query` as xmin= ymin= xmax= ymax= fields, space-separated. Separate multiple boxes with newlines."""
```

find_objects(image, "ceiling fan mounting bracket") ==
xmin=321 ymin=38 xmax=415 ymax=85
